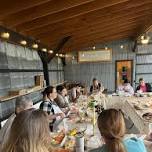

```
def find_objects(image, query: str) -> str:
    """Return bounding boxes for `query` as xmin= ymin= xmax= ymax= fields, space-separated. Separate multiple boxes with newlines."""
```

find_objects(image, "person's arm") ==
xmin=40 ymin=101 xmax=64 ymax=122
xmin=147 ymin=83 xmax=152 ymax=92
xmin=44 ymin=112 xmax=64 ymax=120
xmin=128 ymin=86 xmax=134 ymax=95
xmin=71 ymin=88 xmax=80 ymax=102
xmin=71 ymin=88 xmax=76 ymax=100
xmin=99 ymin=83 xmax=104 ymax=92
xmin=90 ymin=85 xmax=93 ymax=93
xmin=55 ymin=95 xmax=66 ymax=108
xmin=136 ymin=85 xmax=140 ymax=92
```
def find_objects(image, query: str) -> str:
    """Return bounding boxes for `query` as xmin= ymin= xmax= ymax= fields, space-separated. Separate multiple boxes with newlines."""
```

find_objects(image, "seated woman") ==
xmin=136 ymin=78 xmax=151 ymax=93
xmin=1 ymin=109 xmax=51 ymax=152
xmin=90 ymin=78 xmax=104 ymax=94
xmin=70 ymin=83 xmax=81 ymax=102
xmin=55 ymin=85 xmax=70 ymax=108
xmin=90 ymin=109 xmax=147 ymax=152
xmin=40 ymin=86 xmax=65 ymax=131
xmin=117 ymin=79 xmax=134 ymax=96
xmin=0 ymin=96 xmax=33 ymax=149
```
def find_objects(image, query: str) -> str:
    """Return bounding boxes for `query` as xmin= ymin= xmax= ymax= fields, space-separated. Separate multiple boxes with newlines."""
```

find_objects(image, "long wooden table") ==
xmin=92 ymin=94 xmax=152 ymax=134
xmin=54 ymin=94 xmax=152 ymax=152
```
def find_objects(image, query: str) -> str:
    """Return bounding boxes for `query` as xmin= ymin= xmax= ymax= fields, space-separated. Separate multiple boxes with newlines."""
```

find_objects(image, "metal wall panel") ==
xmin=0 ymin=40 xmax=64 ymax=122
xmin=136 ymin=55 xmax=152 ymax=64
xmin=136 ymin=65 xmax=152 ymax=74
xmin=64 ymin=39 xmax=136 ymax=92
xmin=0 ymin=41 xmax=43 ymax=121
xmin=137 ymin=44 xmax=152 ymax=54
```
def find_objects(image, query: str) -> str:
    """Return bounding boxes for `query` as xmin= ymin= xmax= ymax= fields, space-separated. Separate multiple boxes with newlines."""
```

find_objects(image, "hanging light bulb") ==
xmin=140 ymin=35 xmax=144 ymax=40
xmin=120 ymin=45 xmax=124 ymax=49
xmin=32 ymin=43 xmax=38 ymax=49
xmin=1 ymin=32 xmax=10 ymax=39
xmin=20 ymin=40 xmax=27 ymax=45
xmin=92 ymin=46 xmax=96 ymax=50
xmin=49 ymin=50 xmax=53 ymax=53
xmin=59 ymin=54 xmax=63 ymax=57
xmin=141 ymin=36 xmax=149 ymax=44
xmin=42 ymin=48 xmax=47 ymax=52
xmin=105 ymin=46 xmax=108 ymax=50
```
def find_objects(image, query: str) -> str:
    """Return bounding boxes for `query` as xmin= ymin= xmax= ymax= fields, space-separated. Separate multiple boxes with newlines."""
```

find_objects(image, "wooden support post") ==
xmin=38 ymin=51 xmax=50 ymax=86
xmin=42 ymin=60 xmax=50 ymax=86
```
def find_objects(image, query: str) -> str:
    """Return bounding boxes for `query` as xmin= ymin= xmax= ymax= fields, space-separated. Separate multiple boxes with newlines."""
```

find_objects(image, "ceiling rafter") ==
xmin=14 ymin=0 xmax=129 ymax=31
xmin=1 ymin=0 xmax=95 ymax=27
xmin=41 ymin=10 xmax=152 ymax=45
xmin=25 ymin=2 xmax=152 ymax=40
xmin=0 ymin=0 xmax=51 ymax=19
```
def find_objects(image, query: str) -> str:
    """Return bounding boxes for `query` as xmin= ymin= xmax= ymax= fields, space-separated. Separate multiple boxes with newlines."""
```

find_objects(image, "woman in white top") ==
xmin=117 ymin=79 xmax=134 ymax=96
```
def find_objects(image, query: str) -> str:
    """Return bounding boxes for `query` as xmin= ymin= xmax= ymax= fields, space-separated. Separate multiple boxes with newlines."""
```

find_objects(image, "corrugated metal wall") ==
xmin=135 ymin=44 xmax=152 ymax=87
xmin=48 ymin=57 xmax=64 ymax=85
xmin=64 ymin=39 xmax=136 ymax=92
xmin=0 ymin=40 xmax=64 ymax=121
xmin=0 ymin=41 xmax=43 ymax=96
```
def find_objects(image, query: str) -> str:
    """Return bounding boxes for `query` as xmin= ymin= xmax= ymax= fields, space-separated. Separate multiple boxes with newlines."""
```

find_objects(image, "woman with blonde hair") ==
xmin=1 ymin=109 xmax=51 ymax=152
xmin=90 ymin=109 xmax=147 ymax=152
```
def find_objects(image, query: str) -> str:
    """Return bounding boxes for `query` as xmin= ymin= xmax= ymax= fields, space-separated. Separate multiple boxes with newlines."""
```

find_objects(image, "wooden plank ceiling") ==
xmin=1 ymin=0 xmax=152 ymax=52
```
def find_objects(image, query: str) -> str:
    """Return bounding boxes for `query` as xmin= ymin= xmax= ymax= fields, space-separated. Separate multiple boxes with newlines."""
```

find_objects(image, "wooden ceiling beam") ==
xmin=2 ymin=0 xmax=95 ymax=27
xmin=41 ymin=11 xmax=152 ymax=45
xmin=64 ymin=35 xmax=133 ymax=52
xmin=63 ymin=30 xmax=135 ymax=52
xmin=64 ymin=22 xmax=145 ymax=42
xmin=14 ymin=0 xmax=130 ymax=31
xmin=133 ymin=17 xmax=152 ymax=39
xmin=0 ymin=0 xmax=50 ymax=20
xmin=43 ymin=20 xmax=144 ymax=47
xmin=27 ymin=2 xmax=152 ymax=37
xmin=63 ymin=26 xmax=138 ymax=47
xmin=50 ymin=25 xmax=137 ymax=51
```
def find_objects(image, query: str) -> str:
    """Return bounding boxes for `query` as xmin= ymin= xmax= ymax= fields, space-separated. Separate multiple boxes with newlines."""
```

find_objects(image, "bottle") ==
xmin=75 ymin=133 xmax=84 ymax=152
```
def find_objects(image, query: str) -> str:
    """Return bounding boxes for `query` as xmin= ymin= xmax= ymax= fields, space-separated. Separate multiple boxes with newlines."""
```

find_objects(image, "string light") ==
xmin=120 ymin=45 xmax=124 ymax=49
xmin=1 ymin=32 xmax=10 ymax=39
xmin=141 ymin=36 xmax=149 ymax=44
xmin=42 ymin=48 xmax=47 ymax=52
xmin=20 ymin=40 xmax=27 ymax=45
xmin=105 ymin=46 xmax=108 ymax=50
xmin=59 ymin=54 xmax=63 ymax=57
xmin=49 ymin=50 xmax=53 ymax=53
xmin=32 ymin=43 xmax=38 ymax=49
xmin=93 ymin=46 xmax=96 ymax=50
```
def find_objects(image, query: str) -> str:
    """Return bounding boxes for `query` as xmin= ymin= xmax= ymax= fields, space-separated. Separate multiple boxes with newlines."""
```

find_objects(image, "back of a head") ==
xmin=98 ymin=109 xmax=126 ymax=152
xmin=15 ymin=96 xmax=33 ymax=113
xmin=2 ymin=109 xmax=50 ymax=152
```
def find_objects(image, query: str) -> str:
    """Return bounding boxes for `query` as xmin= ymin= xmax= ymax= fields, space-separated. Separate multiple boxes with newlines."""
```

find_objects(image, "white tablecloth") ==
xmin=101 ymin=96 xmax=152 ymax=134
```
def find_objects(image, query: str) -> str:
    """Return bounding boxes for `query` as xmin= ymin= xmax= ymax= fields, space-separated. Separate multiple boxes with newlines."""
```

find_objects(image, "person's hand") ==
xmin=56 ymin=113 xmax=65 ymax=118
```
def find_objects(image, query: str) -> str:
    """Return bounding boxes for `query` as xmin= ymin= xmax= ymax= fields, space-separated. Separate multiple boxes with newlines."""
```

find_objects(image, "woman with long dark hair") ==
xmin=40 ymin=86 xmax=65 ymax=131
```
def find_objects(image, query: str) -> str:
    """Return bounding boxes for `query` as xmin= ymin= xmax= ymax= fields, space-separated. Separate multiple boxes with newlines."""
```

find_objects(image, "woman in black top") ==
xmin=90 ymin=78 xmax=103 ymax=93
